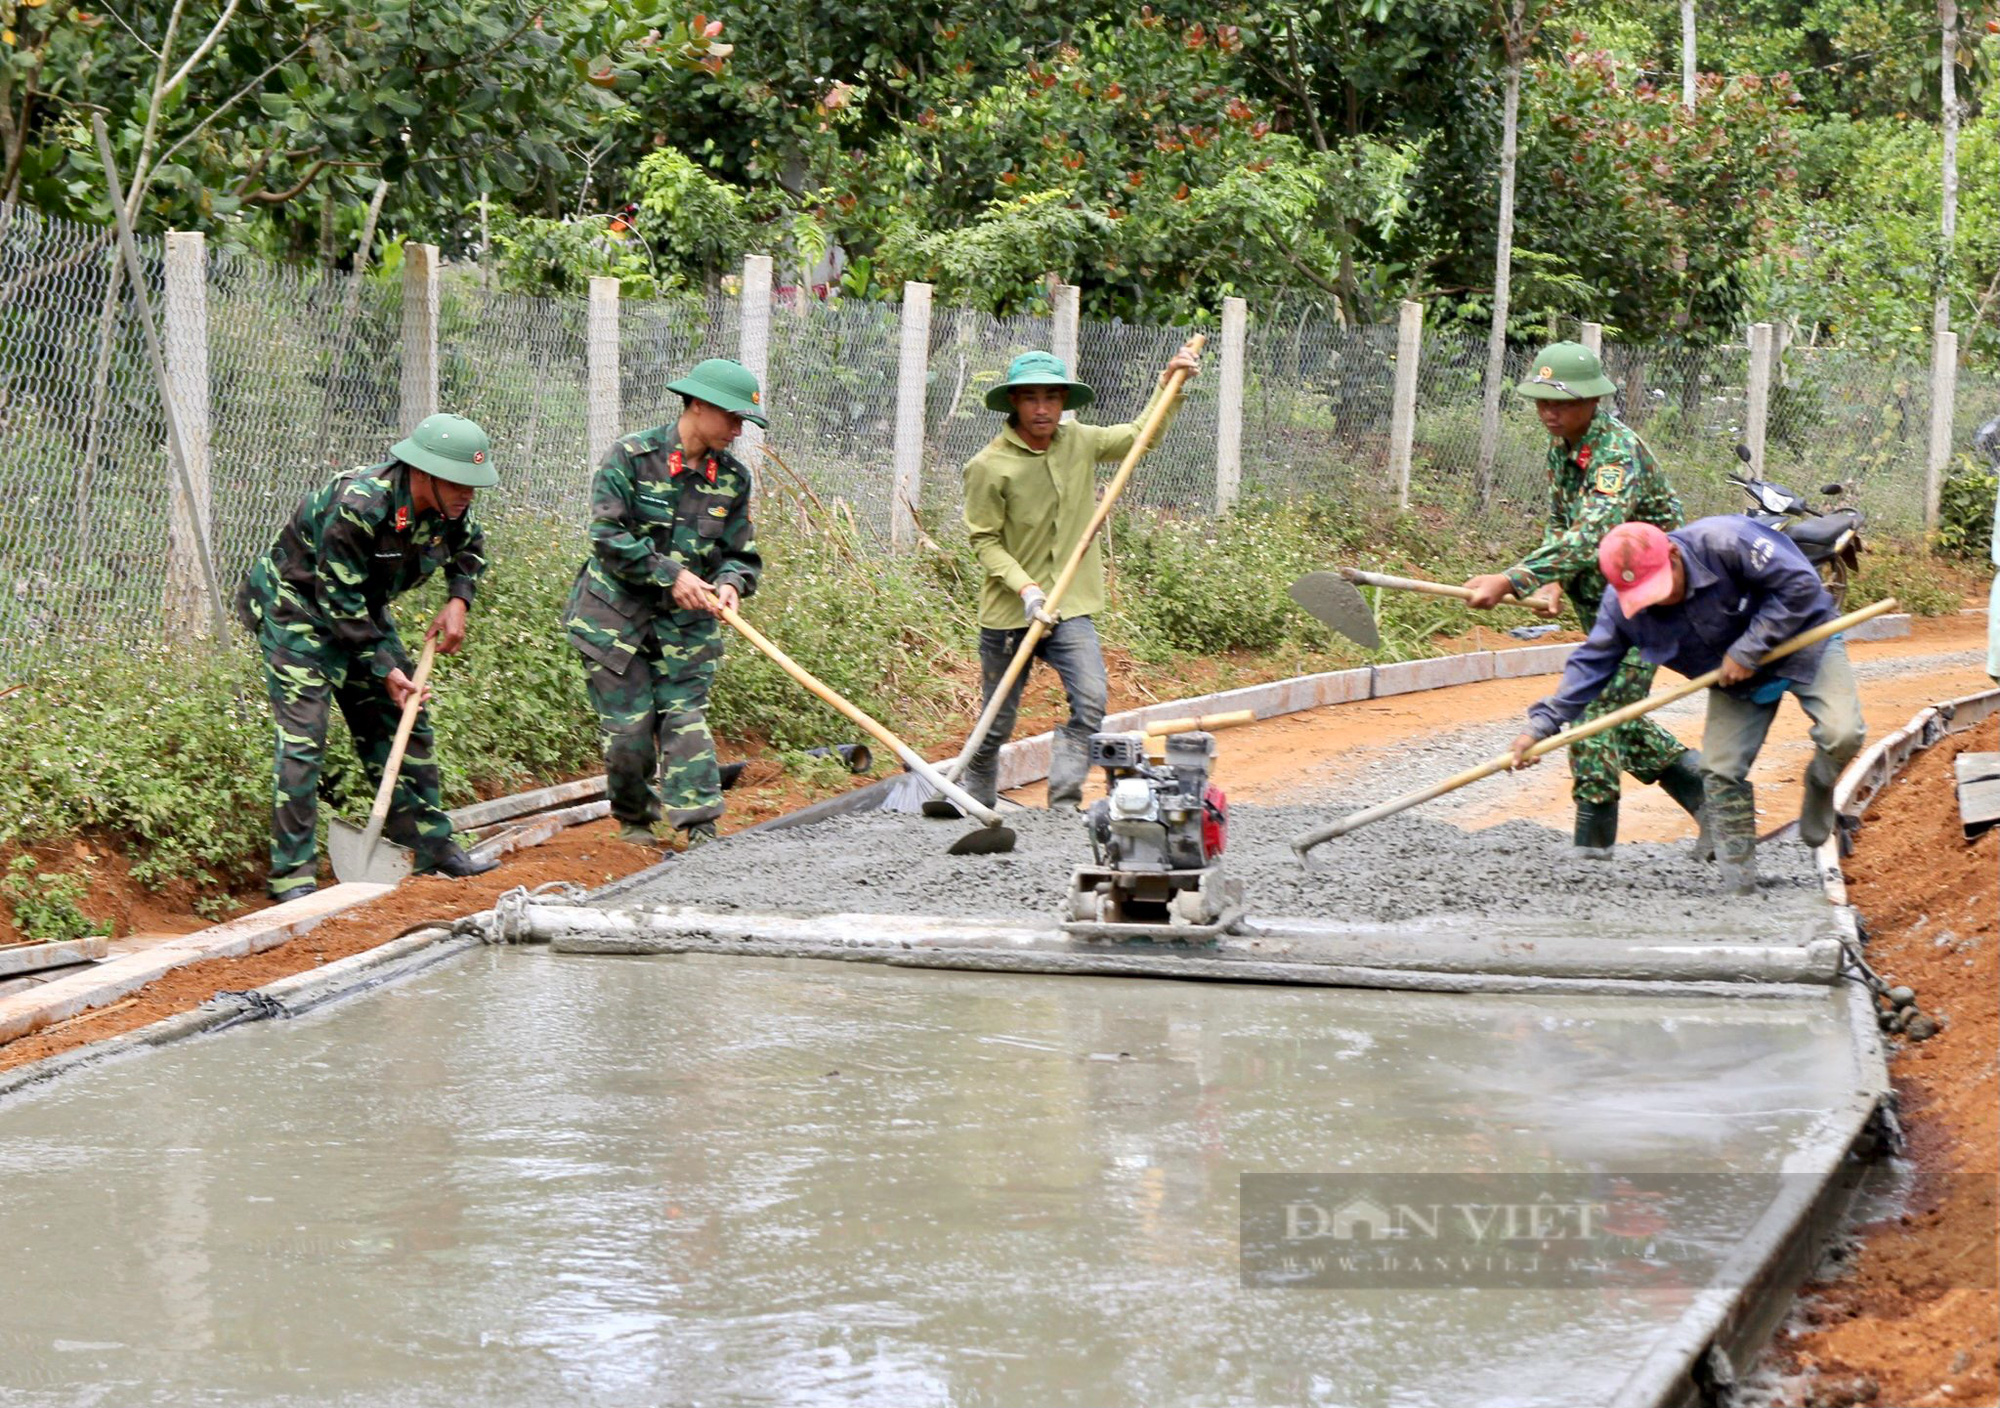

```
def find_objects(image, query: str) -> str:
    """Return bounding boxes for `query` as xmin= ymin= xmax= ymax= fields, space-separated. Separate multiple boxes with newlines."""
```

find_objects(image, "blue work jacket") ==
xmin=1526 ymin=516 xmax=1838 ymax=739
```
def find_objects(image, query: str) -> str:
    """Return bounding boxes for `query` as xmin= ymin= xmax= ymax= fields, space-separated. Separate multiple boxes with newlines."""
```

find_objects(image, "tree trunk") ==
xmin=1474 ymin=45 xmax=1523 ymax=510
xmin=1936 ymin=0 xmax=1958 ymax=340
xmin=1681 ymin=0 xmax=1697 ymax=110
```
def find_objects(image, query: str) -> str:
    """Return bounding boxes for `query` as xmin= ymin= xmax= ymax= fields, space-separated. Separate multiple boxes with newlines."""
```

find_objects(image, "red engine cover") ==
xmin=1201 ymin=784 xmax=1228 ymax=860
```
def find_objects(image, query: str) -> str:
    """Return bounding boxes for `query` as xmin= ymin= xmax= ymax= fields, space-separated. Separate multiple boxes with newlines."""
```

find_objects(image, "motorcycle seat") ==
xmin=1786 ymin=512 xmax=1856 ymax=548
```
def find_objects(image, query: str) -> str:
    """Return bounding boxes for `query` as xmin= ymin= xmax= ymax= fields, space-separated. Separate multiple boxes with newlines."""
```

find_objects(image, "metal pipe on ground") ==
xmin=497 ymin=902 xmax=1845 ymax=990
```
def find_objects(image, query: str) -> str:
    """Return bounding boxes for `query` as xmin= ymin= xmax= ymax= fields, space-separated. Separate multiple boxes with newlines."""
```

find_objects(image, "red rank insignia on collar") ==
xmin=395 ymin=506 xmax=410 ymax=531
xmin=668 ymin=449 xmax=718 ymax=484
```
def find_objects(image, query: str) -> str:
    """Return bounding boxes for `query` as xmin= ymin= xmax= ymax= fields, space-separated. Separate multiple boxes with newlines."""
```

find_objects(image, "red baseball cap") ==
xmin=1599 ymin=522 xmax=1676 ymax=617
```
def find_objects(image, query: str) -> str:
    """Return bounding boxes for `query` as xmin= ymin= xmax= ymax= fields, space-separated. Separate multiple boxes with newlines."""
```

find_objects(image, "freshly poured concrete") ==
xmin=625 ymin=805 xmax=1830 ymax=941
xmin=1 ymin=947 xmax=1867 ymax=1407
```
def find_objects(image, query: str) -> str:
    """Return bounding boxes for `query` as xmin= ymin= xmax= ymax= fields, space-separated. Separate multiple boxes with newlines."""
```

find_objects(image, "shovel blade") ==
xmin=1288 ymin=571 xmax=1380 ymax=650
xmin=947 ymin=823 xmax=1017 ymax=857
xmin=921 ymin=796 xmax=964 ymax=820
xmin=327 ymin=817 xmax=415 ymax=886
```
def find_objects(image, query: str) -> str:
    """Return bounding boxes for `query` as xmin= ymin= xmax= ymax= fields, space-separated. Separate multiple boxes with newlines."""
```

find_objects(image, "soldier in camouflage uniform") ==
xmin=1463 ymin=341 xmax=1710 ymax=857
xmin=235 ymin=414 xmax=500 ymax=900
xmin=565 ymin=359 xmax=764 ymax=848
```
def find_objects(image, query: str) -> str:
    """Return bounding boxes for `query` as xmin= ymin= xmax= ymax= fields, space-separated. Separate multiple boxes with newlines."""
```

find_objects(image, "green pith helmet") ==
xmin=984 ymin=350 xmax=1096 ymax=413
xmin=1515 ymin=341 xmax=1617 ymax=401
xmin=667 ymin=358 xmax=769 ymax=428
xmin=390 ymin=413 xmax=497 ymax=487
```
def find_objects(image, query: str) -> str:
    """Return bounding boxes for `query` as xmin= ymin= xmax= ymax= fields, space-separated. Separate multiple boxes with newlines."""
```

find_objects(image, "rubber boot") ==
xmin=418 ymin=839 xmax=500 ymax=879
xmin=1711 ymin=789 xmax=1758 ymax=897
xmin=1797 ymin=771 xmax=1839 ymax=850
xmin=677 ymin=821 xmax=719 ymax=852
xmin=1653 ymin=750 xmax=1715 ymax=863
xmin=616 ymin=822 xmax=659 ymax=847
xmin=1570 ymin=798 xmax=1618 ymax=859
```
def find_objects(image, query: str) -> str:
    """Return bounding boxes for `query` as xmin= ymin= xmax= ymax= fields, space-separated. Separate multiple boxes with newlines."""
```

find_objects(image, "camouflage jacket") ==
xmin=1504 ymin=411 xmax=1683 ymax=622
xmin=236 ymin=460 xmax=487 ymax=681
xmin=564 ymin=427 xmax=761 ymax=674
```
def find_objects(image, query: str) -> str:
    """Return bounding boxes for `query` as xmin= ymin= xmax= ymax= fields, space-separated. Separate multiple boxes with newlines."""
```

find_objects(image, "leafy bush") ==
xmin=1851 ymin=541 xmax=1967 ymax=617
xmin=1936 ymin=456 xmax=1997 ymax=563
xmin=3 ymin=856 xmax=110 ymax=945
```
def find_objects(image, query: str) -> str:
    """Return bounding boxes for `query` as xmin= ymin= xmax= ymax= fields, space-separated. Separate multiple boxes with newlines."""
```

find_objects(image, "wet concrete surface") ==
xmin=621 ymin=805 xmax=1829 ymax=940
xmin=0 ymin=947 xmax=1865 ymax=1408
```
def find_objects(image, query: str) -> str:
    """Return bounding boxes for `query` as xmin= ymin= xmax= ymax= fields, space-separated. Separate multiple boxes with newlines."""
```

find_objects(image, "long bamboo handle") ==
xmin=1290 ymin=598 xmax=1897 ymax=855
xmin=717 ymin=605 xmax=1004 ymax=828
xmin=1340 ymin=567 xmax=1518 ymax=606
xmin=945 ymin=334 xmax=1207 ymax=781
xmin=367 ymin=638 xmax=437 ymax=826
xmin=1142 ymin=709 xmax=1256 ymax=737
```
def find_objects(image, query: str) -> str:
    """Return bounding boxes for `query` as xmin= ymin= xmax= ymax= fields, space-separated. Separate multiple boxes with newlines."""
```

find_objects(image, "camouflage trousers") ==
xmin=1568 ymin=648 xmax=1692 ymax=806
xmin=260 ymin=643 xmax=452 ymax=897
xmin=578 ymin=625 xmax=723 ymax=831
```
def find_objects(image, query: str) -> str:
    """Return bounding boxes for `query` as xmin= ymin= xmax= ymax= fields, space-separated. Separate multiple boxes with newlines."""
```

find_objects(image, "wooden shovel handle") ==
xmin=367 ymin=638 xmax=437 ymax=826
xmin=716 ymin=604 xmax=1004 ymax=827
xmin=1339 ymin=567 xmax=1519 ymax=606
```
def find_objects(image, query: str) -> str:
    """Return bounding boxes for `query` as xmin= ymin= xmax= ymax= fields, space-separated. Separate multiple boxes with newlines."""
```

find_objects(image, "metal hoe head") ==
xmin=921 ymin=795 xmax=963 ymax=820
xmin=947 ymin=822 xmax=1017 ymax=856
xmin=327 ymin=816 xmax=414 ymax=886
xmin=1288 ymin=571 xmax=1380 ymax=650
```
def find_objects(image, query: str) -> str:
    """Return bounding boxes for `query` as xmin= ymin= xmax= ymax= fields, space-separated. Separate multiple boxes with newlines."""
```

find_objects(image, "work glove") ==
xmin=1021 ymin=585 xmax=1058 ymax=627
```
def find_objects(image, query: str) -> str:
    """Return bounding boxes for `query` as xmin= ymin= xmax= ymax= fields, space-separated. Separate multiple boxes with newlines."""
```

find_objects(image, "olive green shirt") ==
xmin=962 ymin=380 xmax=1176 ymax=629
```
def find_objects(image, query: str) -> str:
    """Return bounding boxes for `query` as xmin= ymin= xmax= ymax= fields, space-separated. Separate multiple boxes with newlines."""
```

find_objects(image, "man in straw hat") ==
xmin=565 ymin=358 xmax=765 ymax=850
xmin=235 ymin=413 xmax=500 ymax=899
xmin=957 ymin=343 xmax=1200 ymax=811
xmin=1462 ymin=339 xmax=1710 ymax=860
xmin=1508 ymin=517 xmax=1865 ymax=895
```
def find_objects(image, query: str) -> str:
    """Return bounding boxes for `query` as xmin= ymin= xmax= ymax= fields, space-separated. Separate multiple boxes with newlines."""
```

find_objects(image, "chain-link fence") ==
xmin=0 ymin=209 xmax=1985 ymax=677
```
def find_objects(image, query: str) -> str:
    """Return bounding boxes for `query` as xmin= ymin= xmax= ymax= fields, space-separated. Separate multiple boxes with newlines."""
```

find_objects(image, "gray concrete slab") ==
xmin=0 ymin=947 xmax=1872 ymax=1408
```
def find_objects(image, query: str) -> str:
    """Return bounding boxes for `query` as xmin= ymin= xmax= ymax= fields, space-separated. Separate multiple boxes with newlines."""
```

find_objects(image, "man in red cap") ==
xmin=1508 ymin=517 xmax=1864 ymax=894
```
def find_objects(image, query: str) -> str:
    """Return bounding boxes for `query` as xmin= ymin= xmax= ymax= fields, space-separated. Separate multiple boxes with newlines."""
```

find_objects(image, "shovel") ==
xmin=924 ymin=334 xmax=1208 ymax=819
xmin=327 ymin=638 xmax=437 ymax=885
xmin=1288 ymin=568 xmax=1558 ymax=648
xmin=1289 ymin=597 xmax=1897 ymax=859
xmin=714 ymin=601 xmax=1016 ymax=856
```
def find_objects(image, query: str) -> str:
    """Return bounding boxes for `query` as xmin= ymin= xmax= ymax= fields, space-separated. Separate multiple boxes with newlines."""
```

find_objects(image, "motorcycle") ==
xmin=1730 ymin=444 xmax=1865 ymax=606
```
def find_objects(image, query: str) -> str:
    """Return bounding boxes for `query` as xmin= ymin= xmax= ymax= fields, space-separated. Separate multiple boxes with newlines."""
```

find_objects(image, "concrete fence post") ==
xmin=891 ymin=280 xmax=934 ymax=552
xmin=1744 ymin=322 xmax=1774 ymax=475
xmin=1926 ymin=328 xmax=1959 ymax=533
xmin=586 ymin=276 xmax=621 ymax=469
xmin=1389 ymin=299 xmax=1424 ymax=513
xmin=1051 ymin=281 xmax=1081 ymax=425
xmin=1579 ymin=321 xmax=1603 ymax=360
xmin=163 ymin=231 xmax=212 ymax=634
xmin=399 ymin=242 xmax=439 ymax=431
xmin=1051 ymin=282 xmax=1080 ymax=372
xmin=1216 ymin=296 xmax=1248 ymax=514
xmin=738 ymin=254 xmax=773 ymax=460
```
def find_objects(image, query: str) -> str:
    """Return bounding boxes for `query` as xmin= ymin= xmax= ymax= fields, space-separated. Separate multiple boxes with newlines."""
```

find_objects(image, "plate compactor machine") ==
xmin=1064 ymin=725 xmax=1246 ymax=942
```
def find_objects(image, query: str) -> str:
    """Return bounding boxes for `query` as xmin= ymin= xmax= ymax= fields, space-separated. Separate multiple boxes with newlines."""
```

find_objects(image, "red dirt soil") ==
xmin=1770 ymin=717 xmax=1999 ymax=1408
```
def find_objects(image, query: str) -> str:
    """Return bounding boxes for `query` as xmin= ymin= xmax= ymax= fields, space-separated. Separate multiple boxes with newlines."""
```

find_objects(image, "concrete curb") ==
xmin=1611 ymin=684 xmax=1999 ymax=1407
xmin=0 ymin=935 xmax=108 ymax=980
xmin=0 ymin=922 xmax=480 ymax=1105
xmin=0 ymin=882 xmax=394 ymax=1046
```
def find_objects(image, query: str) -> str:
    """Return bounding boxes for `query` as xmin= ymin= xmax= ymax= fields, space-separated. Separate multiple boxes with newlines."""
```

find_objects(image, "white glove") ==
xmin=1020 ymin=585 xmax=1058 ymax=627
